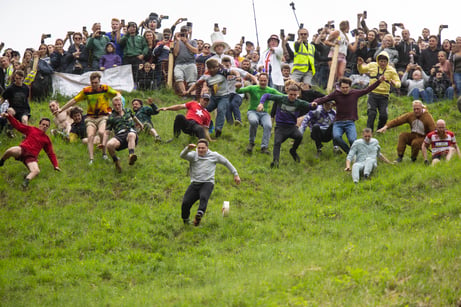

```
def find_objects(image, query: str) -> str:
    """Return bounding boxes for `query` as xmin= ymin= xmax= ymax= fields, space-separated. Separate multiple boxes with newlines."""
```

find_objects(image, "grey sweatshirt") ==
xmin=180 ymin=146 xmax=238 ymax=183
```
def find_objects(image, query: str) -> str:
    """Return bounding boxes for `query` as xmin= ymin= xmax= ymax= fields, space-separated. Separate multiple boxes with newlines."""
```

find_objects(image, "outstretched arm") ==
xmin=159 ymin=104 xmax=187 ymax=111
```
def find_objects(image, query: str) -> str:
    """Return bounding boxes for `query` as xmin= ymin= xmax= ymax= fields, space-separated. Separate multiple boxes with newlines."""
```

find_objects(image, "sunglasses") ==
xmin=203 ymin=46 xmax=210 ymax=49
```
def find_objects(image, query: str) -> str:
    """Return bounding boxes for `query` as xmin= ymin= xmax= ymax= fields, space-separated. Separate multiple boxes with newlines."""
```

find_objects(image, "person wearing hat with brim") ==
xmin=210 ymin=31 xmax=231 ymax=63
xmin=258 ymin=34 xmax=285 ymax=92
xmin=159 ymin=93 xmax=212 ymax=142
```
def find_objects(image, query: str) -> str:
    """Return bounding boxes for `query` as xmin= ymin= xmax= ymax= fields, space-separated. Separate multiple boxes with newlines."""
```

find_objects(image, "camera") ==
xmin=161 ymin=15 xmax=169 ymax=19
xmin=393 ymin=23 xmax=403 ymax=28
xmin=287 ymin=33 xmax=295 ymax=41
xmin=179 ymin=33 xmax=186 ymax=38
xmin=440 ymin=25 xmax=448 ymax=29
xmin=299 ymin=23 xmax=304 ymax=29
xmin=363 ymin=11 xmax=367 ymax=19
xmin=186 ymin=22 xmax=193 ymax=27
xmin=182 ymin=18 xmax=188 ymax=22
xmin=121 ymin=19 xmax=125 ymax=27
xmin=350 ymin=29 xmax=358 ymax=37
xmin=68 ymin=31 xmax=75 ymax=36
xmin=280 ymin=29 xmax=285 ymax=37
xmin=43 ymin=34 xmax=51 ymax=39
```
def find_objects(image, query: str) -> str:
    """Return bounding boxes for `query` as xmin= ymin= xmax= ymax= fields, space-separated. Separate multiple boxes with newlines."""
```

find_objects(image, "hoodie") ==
xmin=99 ymin=42 xmax=122 ymax=70
xmin=357 ymin=51 xmax=401 ymax=96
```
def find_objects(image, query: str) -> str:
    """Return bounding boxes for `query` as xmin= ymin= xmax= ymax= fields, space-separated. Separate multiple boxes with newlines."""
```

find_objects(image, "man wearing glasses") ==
xmin=65 ymin=32 xmax=88 ymax=74
xmin=291 ymin=28 xmax=316 ymax=85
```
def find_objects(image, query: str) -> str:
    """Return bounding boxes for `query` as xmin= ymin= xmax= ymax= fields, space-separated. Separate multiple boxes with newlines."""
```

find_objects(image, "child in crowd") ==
xmin=137 ymin=62 xmax=155 ymax=91
xmin=99 ymin=42 xmax=122 ymax=71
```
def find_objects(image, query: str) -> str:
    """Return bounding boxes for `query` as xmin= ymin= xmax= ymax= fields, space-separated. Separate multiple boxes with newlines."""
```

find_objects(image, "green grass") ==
xmin=1 ymin=89 xmax=461 ymax=306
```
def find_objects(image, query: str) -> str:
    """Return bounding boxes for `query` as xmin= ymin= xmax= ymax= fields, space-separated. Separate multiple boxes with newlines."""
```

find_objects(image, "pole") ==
xmin=252 ymin=0 xmax=260 ymax=49
xmin=289 ymin=2 xmax=300 ymax=28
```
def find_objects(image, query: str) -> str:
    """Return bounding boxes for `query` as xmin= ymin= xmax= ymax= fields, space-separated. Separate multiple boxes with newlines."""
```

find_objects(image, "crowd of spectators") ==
xmin=1 ymin=12 xmax=460 ymax=102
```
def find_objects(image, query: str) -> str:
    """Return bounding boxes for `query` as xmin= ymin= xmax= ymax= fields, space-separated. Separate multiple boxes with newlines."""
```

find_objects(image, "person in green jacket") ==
xmin=235 ymin=73 xmax=282 ymax=154
xmin=120 ymin=22 xmax=148 ymax=84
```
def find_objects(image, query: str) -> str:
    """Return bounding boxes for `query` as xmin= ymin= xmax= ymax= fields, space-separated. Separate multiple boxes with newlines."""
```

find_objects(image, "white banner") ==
xmin=51 ymin=65 xmax=134 ymax=97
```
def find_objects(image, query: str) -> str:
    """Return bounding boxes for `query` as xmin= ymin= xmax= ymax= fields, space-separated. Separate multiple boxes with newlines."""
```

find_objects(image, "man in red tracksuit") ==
xmin=0 ymin=111 xmax=60 ymax=188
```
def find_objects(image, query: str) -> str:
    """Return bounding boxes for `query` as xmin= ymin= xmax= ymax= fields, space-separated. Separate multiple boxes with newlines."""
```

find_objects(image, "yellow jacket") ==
xmin=357 ymin=51 xmax=401 ymax=96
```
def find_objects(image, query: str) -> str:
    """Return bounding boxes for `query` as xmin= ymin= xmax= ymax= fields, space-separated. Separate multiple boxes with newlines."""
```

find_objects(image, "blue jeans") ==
xmin=207 ymin=94 xmax=230 ymax=131
xmin=226 ymin=93 xmax=243 ymax=123
xmin=409 ymin=88 xmax=429 ymax=102
xmin=425 ymin=87 xmax=455 ymax=103
xmin=333 ymin=120 xmax=357 ymax=153
xmin=454 ymin=73 xmax=461 ymax=96
xmin=247 ymin=110 xmax=272 ymax=149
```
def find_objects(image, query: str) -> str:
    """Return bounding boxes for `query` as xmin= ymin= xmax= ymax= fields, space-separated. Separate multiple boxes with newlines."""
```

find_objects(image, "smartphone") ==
xmin=287 ymin=33 xmax=295 ymax=41
xmin=121 ymin=19 xmax=125 ymax=27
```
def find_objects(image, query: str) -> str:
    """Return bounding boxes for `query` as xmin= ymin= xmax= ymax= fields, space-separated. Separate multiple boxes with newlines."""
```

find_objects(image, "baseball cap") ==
xmin=201 ymin=93 xmax=211 ymax=100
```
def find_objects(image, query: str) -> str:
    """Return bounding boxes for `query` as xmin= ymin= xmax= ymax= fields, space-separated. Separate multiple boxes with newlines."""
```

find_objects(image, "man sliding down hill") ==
xmin=0 ymin=110 xmax=60 ymax=188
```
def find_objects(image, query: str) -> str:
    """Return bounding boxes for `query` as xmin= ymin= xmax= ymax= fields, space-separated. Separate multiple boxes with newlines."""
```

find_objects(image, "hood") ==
xmin=105 ymin=42 xmax=116 ymax=52
xmin=376 ymin=50 xmax=389 ymax=61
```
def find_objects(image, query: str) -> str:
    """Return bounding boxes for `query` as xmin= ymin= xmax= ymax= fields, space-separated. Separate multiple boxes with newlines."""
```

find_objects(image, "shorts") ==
xmin=14 ymin=111 xmax=30 ymax=122
xmin=174 ymin=63 xmax=197 ymax=85
xmin=114 ymin=129 xmax=138 ymax=151
xmin=140 ymin=121 xmax=153 ymax=133
xmin=328 ymin=51 xmax=347 ymax=64
xmin=85 ymin=115 xmax=108 ymax=130
xmin=16 ymin=146 xmax=37 ymax=165
xmin=432 ymin=150 xmax=449 ymax=160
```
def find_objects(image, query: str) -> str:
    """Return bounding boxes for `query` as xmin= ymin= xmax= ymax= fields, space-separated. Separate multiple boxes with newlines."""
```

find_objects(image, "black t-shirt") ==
xmin=2 ymin=84 xmax=30 ymax=115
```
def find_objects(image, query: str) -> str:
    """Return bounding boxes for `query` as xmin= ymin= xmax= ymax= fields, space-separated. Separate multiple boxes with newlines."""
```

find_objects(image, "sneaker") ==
xmin=394 ymin=156 xmax=403 ymax=163
xmin=364 ymin=174 xmax=370 ymax=180
xmin=457 ymin=96 xmax=461 ymax=113
xmin=88 ymin=159 xmax=94 ymax=166
xmin=129 ymin=154 xmax=137 ymax=165
xmin=333 ymin=146 xmax=342 ymax=155
xmin=114 ymin=158 xmax=122 ymax=173
xmin=270 ymin=161 xmax=279 ymax=168
xmin=315 ymin=149 xmax=322 ymax=158
xmin=260 ymin=147 xmax=270 ymax=155
xmin=22 ymin=178 xmax=30 ymax=189
xmin=193 ymin=213 xmax=202 ymax=226
xmin=165 ymin=138 xmax=175 ymax=143
xmin=6 ymin=130 xmax=15 ymax=138
xmin=0 ymin=159 xmax=4 ymax=167
xmin=246 ymin=143 xmax=255 ymax=153
xmin=289 ymin=148 xmax=300 ymax=162
xmin=411 ymin=157 xmax=417 ymax=162
xmin=234 ymin=120 xmax=243 ymax=126
xmin=183 ymin=218 xmax=191 ymax=225
xmin=215 ymin=129 xmax=222 ymax=138
xmin=102 ymin=154 xmax=109 ymax=161
xmin=155 ymin=135 xmax=162 ymax=142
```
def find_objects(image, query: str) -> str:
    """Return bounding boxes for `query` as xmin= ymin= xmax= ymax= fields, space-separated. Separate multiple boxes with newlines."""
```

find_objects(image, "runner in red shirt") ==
xmin=0 ymin=110 xmax=60 ymax=188
xmin=159 ymin=94 xmax=212 ymax=142
xmin=422 ymin=119 xmax=461 ymax=166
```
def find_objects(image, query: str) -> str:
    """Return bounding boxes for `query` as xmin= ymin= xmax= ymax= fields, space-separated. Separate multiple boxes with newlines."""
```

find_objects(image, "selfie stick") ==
xmin=252 ymin=0 xmax=260 ymax=48
xmin=289 ymin=2 xmax=300 ymax=28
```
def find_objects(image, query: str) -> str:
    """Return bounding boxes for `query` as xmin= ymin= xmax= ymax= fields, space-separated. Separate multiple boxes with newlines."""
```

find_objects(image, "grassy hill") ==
xmin=1 ymin=89 xmax=461 ymax=306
